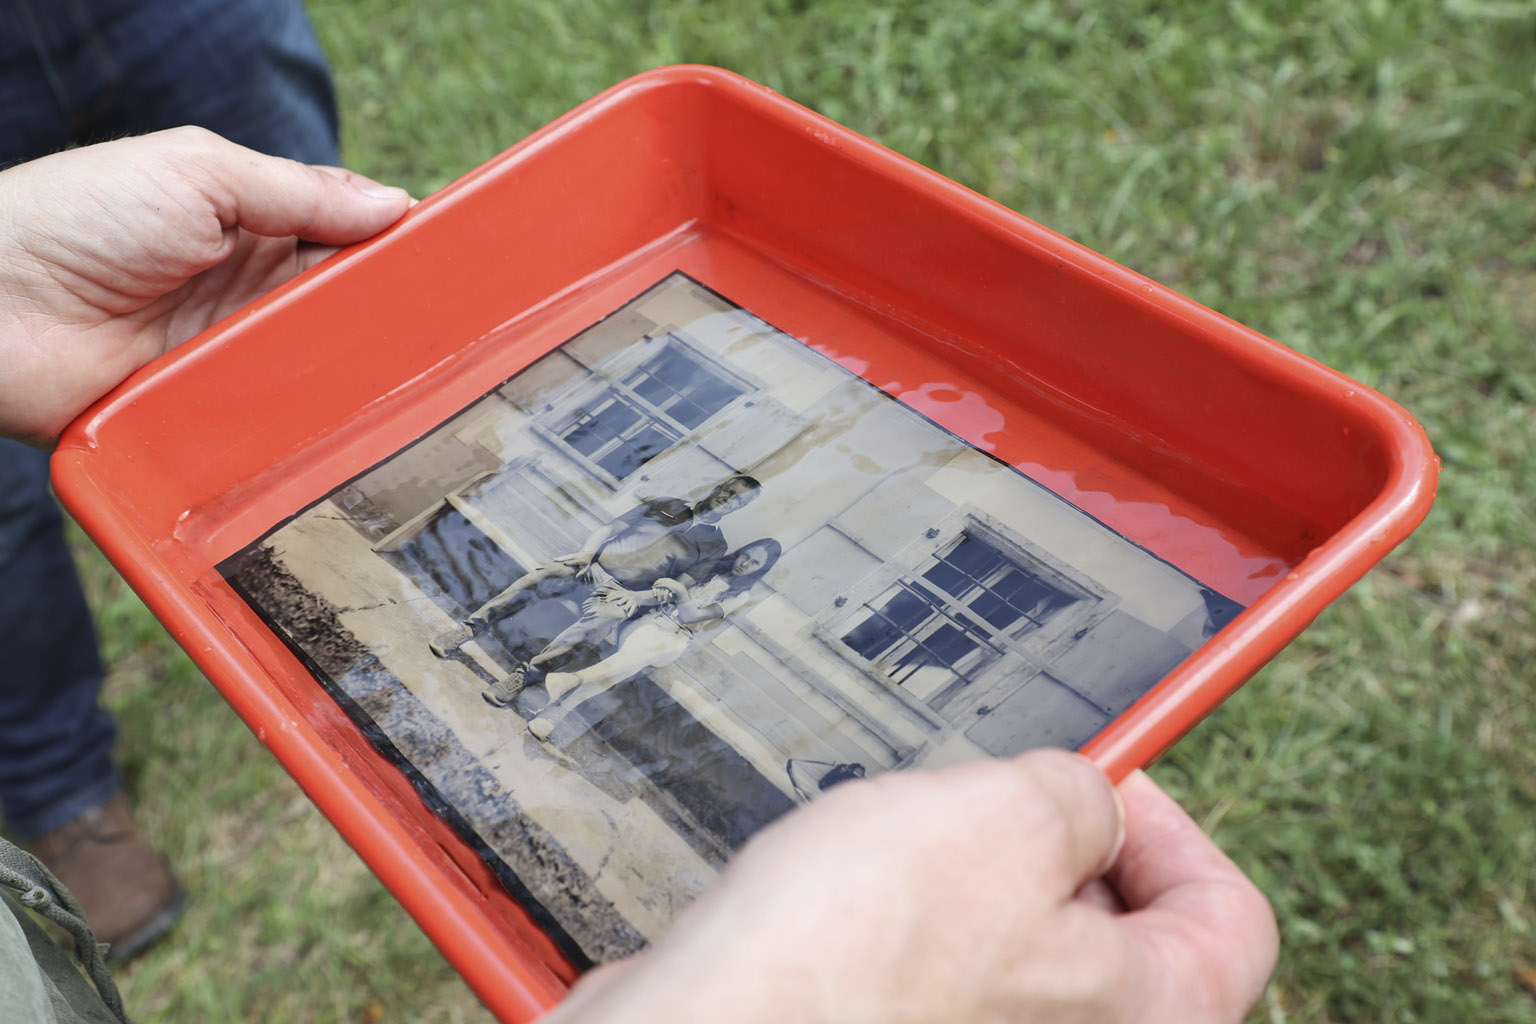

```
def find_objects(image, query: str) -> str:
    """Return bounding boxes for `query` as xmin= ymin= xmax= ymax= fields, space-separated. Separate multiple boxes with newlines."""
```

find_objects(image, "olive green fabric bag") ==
xmin=0 ymin=837 xmax=131 ymax=1024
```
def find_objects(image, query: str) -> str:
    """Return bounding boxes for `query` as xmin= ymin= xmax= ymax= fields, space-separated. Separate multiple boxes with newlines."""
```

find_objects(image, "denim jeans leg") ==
xmin=0 ymin=0 xmax=339 ymax=166
xmin=0 ymin=6 xmax=74 ymax=168
xmin=0 ymin=1 xmax=341 ymax=835
xmin=91 ymin=0 xmax=341 ymax=164
xmin=0 ymin=443 xmax=118 ymax=837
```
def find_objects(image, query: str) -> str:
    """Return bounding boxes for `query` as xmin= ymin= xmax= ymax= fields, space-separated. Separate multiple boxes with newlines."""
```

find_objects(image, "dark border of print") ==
xmin=223 ymin=545 xmax=628 ymax=969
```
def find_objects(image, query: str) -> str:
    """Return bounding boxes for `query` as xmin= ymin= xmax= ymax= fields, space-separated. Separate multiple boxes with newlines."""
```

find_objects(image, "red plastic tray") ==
xmin=52 ymin=66 xmax=1436 ymax=1021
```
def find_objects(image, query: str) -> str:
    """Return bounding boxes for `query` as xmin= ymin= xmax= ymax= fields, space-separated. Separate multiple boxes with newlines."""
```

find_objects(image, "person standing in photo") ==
xmin=432 ymin=474 xmax=763 ymax=703
xmin=521 ymin=538 xmax=783 ymax=741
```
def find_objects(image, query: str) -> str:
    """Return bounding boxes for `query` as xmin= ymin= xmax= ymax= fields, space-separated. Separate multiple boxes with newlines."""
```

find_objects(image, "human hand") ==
xmin=642 ymin=579 xmax=690 ymax=608
xmin=555 ymin=553 xmax=599 ymax=578
xmin=549 ymin=750 xmax=1277 ymax=1024
xmin=585 ymin=585 xmax=640 ymax=619
xmin=0 ymin=127 xmax=411 ymax=445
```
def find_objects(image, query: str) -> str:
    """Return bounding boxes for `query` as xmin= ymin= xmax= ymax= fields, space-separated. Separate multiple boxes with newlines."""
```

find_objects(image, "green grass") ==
xmin=69 ymin=0 xmax=1536 ymax=1020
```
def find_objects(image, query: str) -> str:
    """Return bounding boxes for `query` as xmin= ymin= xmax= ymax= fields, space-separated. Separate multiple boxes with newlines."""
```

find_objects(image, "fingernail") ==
xmin=354 ymin=182 xmax=411 ymax=201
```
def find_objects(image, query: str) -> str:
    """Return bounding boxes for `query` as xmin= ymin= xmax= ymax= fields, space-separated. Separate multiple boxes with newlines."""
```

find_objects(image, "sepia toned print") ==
xmin=223 ymin=272 xmax=1243 ymax=965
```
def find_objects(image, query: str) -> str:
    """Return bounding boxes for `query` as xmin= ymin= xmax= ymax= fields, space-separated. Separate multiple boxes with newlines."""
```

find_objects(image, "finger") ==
xmin=1076 ymin=877 xmax=1128 ymax=914
xmin=627 ymin=751 xmax=1130 ymax=1023
xmin=1108 ymin=771 xmax=1261 ymax=910
xmin=150 ymin=127 xmax=411 ymax=245
xmin=1110 ymin=770 xmax=1278 ymax=1023
xmin=914 ymin=749 xmax=1125 ymax=901
xmin=541 ymin=954 xmax=651 ymax=1022
xmin=310 ymin=164 xmax=423 ymax=209
xmin=1015 ymin=749 xmax=1127 ymax=891
xmin=308 ymin=163 xmax=375 ymax=186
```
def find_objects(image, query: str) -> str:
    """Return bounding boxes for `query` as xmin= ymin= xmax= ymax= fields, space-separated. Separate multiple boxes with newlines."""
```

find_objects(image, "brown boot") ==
xmin=28 ymin=793 xmax=184 ymax=963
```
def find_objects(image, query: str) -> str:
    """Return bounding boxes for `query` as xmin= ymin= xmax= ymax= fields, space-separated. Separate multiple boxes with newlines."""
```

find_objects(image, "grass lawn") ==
xmin=78 ymin=1 xmax=1536 ymax=1020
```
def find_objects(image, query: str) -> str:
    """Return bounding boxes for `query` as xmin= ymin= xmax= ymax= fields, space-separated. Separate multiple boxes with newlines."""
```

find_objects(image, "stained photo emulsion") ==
xmin=222 ymin=272 xmax=1242 ymax=964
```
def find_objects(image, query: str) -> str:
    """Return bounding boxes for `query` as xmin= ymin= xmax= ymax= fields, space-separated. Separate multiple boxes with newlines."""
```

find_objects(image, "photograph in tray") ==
xmin=221 ymin=271 xmax=1243 ymax=965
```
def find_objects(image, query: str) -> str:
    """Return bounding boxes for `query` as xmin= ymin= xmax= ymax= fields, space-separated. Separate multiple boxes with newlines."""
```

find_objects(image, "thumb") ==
xmin=152 ymin=127 xmax=412 ymax=244
xmin=1001 ymin=749 xmax=1127 ymax=896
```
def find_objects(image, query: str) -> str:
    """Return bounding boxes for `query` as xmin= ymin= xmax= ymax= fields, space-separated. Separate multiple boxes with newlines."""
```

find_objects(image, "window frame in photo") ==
xmin=816 ymin=508 xmax=1117 ymax=727
xmin=536 ymin=330 xmax=759 ymax=489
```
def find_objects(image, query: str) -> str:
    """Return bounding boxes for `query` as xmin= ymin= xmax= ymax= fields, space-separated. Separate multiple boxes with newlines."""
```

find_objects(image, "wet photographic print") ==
xmin=222 ymin=272 xmax=1243 ymax=964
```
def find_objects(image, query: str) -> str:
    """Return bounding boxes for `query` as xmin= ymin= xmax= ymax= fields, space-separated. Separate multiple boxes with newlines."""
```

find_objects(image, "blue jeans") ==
xmin=0 ymin=0 xmax=338 ymax=835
